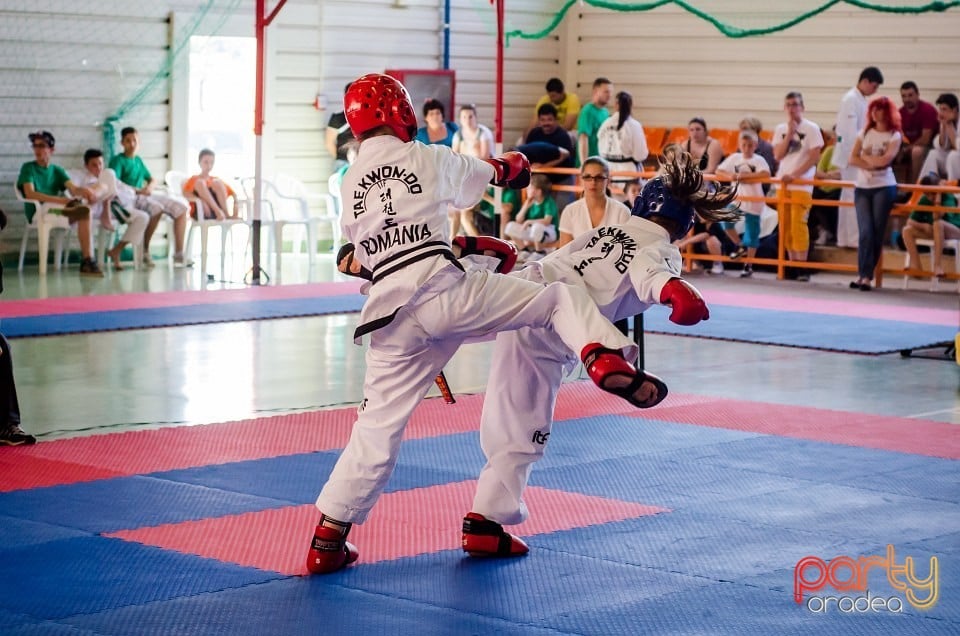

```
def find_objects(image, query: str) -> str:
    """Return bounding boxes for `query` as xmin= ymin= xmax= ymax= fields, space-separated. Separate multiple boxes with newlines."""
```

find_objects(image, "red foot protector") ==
xmin=106 ymin=480 xmax=668 ymax=576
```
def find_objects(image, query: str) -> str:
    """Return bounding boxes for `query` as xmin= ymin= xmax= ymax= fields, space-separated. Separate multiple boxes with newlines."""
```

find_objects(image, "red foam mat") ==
xmin=648 ymin=397 xmax=960 ymax=460
xmin=5 ymin=382 xmax=954 ymax=493
xmin=106 ymin=480 xmax=667 ymax=576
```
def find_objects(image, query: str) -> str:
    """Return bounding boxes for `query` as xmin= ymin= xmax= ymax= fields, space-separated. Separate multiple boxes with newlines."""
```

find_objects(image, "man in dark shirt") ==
xmin=0 ymin=208 xmax=34 ymax=446
xmin=325 ymin=83 xmax=356 ymax=172
xmin=897 ymin=81 xmax=939 ymax=183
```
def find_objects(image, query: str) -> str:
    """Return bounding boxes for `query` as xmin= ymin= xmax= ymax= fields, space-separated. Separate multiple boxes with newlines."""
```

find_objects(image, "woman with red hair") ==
xmin=847 ymin=96 xmax=903 ymax=290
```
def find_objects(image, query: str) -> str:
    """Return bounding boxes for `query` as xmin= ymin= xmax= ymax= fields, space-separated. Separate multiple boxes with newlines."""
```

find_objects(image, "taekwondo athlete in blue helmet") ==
xmin=464 ymin=146 xmax=740 ymax=554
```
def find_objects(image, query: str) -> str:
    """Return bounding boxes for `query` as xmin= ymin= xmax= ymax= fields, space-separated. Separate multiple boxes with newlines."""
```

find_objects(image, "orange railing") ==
xmin=531 ymin=166 xmax=960 ymax=288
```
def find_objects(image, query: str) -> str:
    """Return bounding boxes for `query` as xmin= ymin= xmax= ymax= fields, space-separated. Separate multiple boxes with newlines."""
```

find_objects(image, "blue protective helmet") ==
xmin=631 ymin=176 xmax=695 ymax=241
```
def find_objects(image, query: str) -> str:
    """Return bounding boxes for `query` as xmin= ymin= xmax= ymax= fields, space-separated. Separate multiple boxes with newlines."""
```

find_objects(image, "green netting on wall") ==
xmin=102 ymin=0 xmax=243 ymax=160
xmin=501 ymin=0 xmax=959 ymax=44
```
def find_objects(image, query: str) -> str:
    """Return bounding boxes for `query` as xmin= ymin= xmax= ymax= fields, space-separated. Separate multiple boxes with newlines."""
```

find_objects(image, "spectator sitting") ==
xmin=557 ymin=156 xmax=630 ymax=248
xmin=677 ymin=217 xmax=728 ymax=275
xmin=503 ymin=174 xmax=558 ymax=257
xmin=623 ymin=179 xmax=642 ymax=211
xmin=897 ymin=81 xmax=939 ymax=184
xmin=0 ymin=208 xmax=35 ymax=446
xmin=76 ymin=149 xmax=149 ymax=271
xmin=684 ymin=117 xmax=724 ymax=174
xmin=903 ymin=174 xmax=960 ymax=278
xmin=576 ymin=77 xmax=613 ymax=167
xmin=520 ymin=102 xmax=575 ymax=210
xmin=326 ymin=82 xmax=356 ymax=172
xmin=529 ymin=77 xmax=581 ymax=133
xmin=451 ymin=104 xmax=495 ymax=236
xmin=183 ymin=148 xmax=239 ymax=220
xmin=414 ymin=98 xmax=458 ymax=147
xmin=918 ymin=93 xmax=959 ymax=182
xmin=109 ymin=126 xmax=191 ymax=268
xmin=597 ymin=90 xmax=648 ymax=189
xmin=715 ymin=129 xmax=772 ymax=278
xmin=17 ymin=131 xmax=102 ymax=276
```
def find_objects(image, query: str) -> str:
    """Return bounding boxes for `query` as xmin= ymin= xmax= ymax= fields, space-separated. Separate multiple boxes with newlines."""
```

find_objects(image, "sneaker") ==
xmin=739 ymin=266 xmax=753 ymax=278
xmin=173 ymin=254 xmax=194 ymax=269
xmin=795 ymin=273 xmax=810 ymax=282
xmin=79 ymin=258 xmax=104 ymax=277
xmin=729 ymin=246 xmax=747 ymax=260
xmin=141 ymin=255 xmax=157 ymax=269
xmin=305 ymin=524 xmax=359 ymax=574
xmin=0 ymin=424 xmax=36 ymax=446
xmin=462 ymin=513 xmax=529 ymax=557
xmin=60 ymin=200 xmax=91 ymax=223
xmin=708 ymin=263 xmax=724 ymax=275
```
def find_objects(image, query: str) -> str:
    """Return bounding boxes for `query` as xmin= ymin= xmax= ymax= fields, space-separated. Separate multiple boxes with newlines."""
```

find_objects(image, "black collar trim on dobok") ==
xmin=370 ymin=240 xmax=463 ymax=285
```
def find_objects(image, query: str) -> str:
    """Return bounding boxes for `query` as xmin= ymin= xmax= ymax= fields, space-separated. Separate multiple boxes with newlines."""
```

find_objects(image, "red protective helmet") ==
xmin=344 ymin=74 xmax=418 ymax=142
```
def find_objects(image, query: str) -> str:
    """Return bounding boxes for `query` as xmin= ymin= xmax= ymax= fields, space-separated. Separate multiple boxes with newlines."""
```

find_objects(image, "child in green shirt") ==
xmin=503 ymin=174 xmax=559 ymax=256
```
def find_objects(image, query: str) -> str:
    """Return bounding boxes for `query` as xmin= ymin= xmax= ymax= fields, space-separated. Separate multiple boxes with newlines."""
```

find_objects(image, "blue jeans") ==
xmin=854 ymin=185 xmax=897 ymax=280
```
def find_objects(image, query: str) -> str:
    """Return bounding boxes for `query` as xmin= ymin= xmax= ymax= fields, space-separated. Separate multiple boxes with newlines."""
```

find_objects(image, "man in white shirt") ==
xmin=833 ymin=66 xmax=884 ymax=248
xmin=773 ymin=92 xmax=825 ymax=281
xmin=76 ymin=149 xmax=149 ymax=271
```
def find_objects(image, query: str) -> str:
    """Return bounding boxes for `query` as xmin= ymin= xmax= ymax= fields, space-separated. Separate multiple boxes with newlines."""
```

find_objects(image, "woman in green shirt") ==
xmin=903 ymin=174 xmax=960 ymax=277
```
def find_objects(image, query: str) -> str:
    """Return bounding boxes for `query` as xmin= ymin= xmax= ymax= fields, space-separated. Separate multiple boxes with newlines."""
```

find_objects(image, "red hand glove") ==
xmin=484 ymin=151 xmax=531 ymax=189
xmin=659 ymin=278 xmax=709 ymax=325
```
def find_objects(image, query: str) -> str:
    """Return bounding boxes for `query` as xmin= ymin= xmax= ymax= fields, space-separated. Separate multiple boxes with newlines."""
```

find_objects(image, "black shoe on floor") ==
xmin=79 ymin=258 xmax=104 ymax=277
xmin=0 ymin=424 xmax=36 ymax=446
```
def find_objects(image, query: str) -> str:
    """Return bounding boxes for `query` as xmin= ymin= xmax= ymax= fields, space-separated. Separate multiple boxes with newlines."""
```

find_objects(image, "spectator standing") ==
xmin=897 ymin=81 xmax=939 ymax=184
xmin=833 ymin=66 xmax=884 ymax=248
xmin=576 ymin=78 xmax=613 ymax=166
xmin=739 ymin=116 xmax=778 ymax=184
xmin=847 ymin=96 xmax=902 ymax=291
xmin=809 ymin=127 xmax=843 ymax=246
xmin=597 ymin=91 xmax=648 ymax=189
xmin=772 ymin=92 xmax=824 ymax=281
xmin=715 ymin=130 xmax=771 ymax=278
xmin=0 ymin=208 xmax=35 ymax=446
xmin=529 ymin=77 xmax=581 ymax=133
xmin=17 ymin=131 xmax=102 ymax=276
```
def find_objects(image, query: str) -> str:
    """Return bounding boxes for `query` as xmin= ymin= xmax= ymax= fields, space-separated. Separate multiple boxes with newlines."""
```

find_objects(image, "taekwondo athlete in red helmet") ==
xmin=466 ymin=147 xmax=739 ymax=544
xmin=306 ymin=73 xmax=659 ymax=574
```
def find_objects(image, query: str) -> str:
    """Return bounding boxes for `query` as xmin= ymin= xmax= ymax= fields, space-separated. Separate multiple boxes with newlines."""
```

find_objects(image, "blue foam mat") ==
xmin=642 ymin=303 xmax=956 ymax=354
xmin=0 ymin=536 xmax=281 ymax=621
xmin=2 ymin=413 xmax=957 ymax=634
xmin=2 ymin=295 xmax=365 ymax=338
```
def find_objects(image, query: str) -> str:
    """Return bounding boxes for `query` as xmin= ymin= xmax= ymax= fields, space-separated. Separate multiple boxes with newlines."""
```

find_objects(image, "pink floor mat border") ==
xmin=0 ymin=281 xmax=364 ymax=318
xmin=704 ymin=289 xmax=957 ymax=326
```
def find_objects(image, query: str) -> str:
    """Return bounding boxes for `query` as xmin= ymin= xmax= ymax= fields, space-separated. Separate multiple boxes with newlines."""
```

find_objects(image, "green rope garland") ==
xmin=505 ymin=0 xmax=959 ymax=44
xmin=102 ymin=0 xmax=242 ymax=160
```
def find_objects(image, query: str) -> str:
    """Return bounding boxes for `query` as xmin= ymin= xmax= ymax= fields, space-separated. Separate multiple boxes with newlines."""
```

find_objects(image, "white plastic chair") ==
xmin=903 ymin=237 xmax=960 ymax=293
xmin=15 ymin=187 xmax=73 ymax=275
xmin=241 ymin=175 xmax=337 ymax=271
xmin=165 ymin=170 xmax=247 ymax=275
xmin=93 ymin=205 xmax=143 ymax=271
